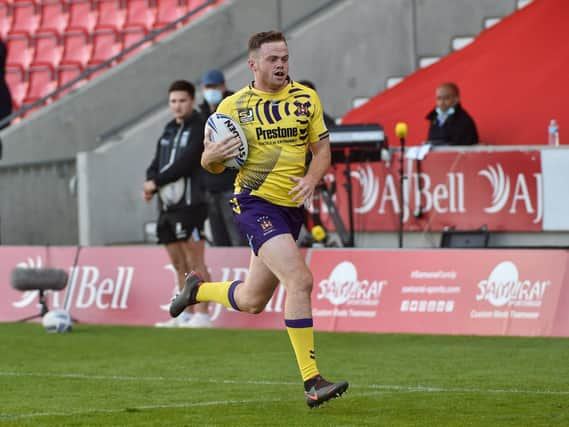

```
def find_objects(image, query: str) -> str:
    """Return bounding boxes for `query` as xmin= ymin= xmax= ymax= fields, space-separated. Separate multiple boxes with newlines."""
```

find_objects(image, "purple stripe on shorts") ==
xmin=285 ymin=318 xmax=313 ymax=328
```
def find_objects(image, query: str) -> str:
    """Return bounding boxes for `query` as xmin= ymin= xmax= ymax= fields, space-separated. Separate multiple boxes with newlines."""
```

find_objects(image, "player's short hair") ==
xmin=439 ymin=82 xmax=460 ymax=97
xmin=168 ymin=80 xmax=195 ymax=98
xmin=248 ymin=31 xmax=287 ymax=54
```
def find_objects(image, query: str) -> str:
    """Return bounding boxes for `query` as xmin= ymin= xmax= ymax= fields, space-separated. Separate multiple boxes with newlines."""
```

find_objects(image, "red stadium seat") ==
xmin=124 ymin=0 xmax=155 ymax=31
xmin=31 ymin=29 xmax=63 ymax=67
xmin=10 ymin=0 xmax=40 ymax=34
xmin=86 ymin=63 xmax=109 ymax=81
xmin=23 ymin=64 xmax=57 ymax=105
xmin=5 ymin=65 xmax=28 ymax=111
xmin=60 ymin=28 xmax=90 ymax=67
xmin=119 ymin=25 xmax=149 ymax=60
xmin=5 ymin=31 xmax=34 ymax=69
xmin=94 ymin=0 xmax=125 ymax=31
xmin=0 ymin=1 xmax=12 ymax=38
xmin=37 ymin=0 xmax=69 ymax=33
xmin=3 ymin=0 xmax=225 ymax=119
xmin=153 ymin=0 xmax=186 ymax=30
xmin=182 ymin=0 xmax=213 ymax=25
xmin=65 ymin=0 xmax=97 ymax=33
xmin=186 ymin=0 xmax=210 ymax=13
xmin=87 ymin=27 xmax=120 ymax=66
xmin=55 ymin=62 xmax=83 ymax=97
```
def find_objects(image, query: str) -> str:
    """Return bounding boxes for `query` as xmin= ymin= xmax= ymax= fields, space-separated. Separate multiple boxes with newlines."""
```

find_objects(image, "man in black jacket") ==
xmin=0 ymin=38 xmax=13 ymax=130
xmin=143 ymin=80 xmax=212 ymax=328
xmin=426 ymin=82 xmax=478 ymax=146
xmin=198 ymin=69 xmax=246 ymax=246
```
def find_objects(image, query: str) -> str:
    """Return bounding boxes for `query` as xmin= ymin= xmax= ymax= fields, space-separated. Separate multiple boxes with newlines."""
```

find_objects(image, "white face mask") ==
xmin=436 ymin=106 xmax=455 ymax=117
xmin=203 ymin=89 xmax=223 ymax=106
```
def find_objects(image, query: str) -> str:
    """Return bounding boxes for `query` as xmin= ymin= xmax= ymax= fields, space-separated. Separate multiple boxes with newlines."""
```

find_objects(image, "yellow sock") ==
xmin=285 ymin=319 xmax=319 ymax=381
xmin=196 ymin=280 xmax=242 ymax=310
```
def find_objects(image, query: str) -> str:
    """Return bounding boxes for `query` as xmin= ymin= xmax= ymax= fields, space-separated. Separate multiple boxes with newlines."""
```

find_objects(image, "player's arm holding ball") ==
xmin=201 ymin=130 xmax=240 ymax=174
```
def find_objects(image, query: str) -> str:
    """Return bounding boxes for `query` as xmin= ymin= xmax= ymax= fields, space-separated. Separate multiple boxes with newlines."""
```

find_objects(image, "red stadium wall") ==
xmin=1 ymin=246 xmax=569 ymax=337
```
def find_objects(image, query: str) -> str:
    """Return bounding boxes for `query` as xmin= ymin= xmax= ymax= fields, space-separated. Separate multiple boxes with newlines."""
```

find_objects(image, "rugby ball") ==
xmin=205 ymin=113 xmax=248 ymax=169
xmin=42 ymin=308 xmax=72 ymax=333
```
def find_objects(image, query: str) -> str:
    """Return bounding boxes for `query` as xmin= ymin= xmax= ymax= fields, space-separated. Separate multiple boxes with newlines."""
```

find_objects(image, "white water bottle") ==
xmin=548 ymin=119 xmax=559 ymax=146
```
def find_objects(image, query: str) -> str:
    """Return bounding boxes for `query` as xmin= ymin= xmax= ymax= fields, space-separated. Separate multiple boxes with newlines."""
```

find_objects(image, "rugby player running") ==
xmin=170 ymin=30 xmax=348 ymax=408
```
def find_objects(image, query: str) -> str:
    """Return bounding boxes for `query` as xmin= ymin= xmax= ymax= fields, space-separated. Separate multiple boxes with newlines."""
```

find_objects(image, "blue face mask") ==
xmin=203 ymin=89 xmax=223 ymax=106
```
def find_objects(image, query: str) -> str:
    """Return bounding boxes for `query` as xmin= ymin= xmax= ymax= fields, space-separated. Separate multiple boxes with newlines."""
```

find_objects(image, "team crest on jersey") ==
xmin=238 ymin=108 xmax=254 ymax=124
xmin=294 ymin=101 xmax=311 ymax=117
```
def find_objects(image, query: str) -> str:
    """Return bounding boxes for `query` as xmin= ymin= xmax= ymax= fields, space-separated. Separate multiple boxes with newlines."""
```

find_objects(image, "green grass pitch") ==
xmin=0 ymin=323 xmax=567 ymax=426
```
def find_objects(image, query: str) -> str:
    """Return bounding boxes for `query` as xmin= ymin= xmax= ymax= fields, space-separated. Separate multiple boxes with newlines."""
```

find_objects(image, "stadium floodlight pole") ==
xmin=395 ymin=122 xmax=408 ymax=249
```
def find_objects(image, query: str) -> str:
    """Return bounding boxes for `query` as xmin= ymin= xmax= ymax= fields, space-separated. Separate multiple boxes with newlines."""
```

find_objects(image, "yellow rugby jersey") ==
xmin=217 ymin=80 xmax=329 ymax=207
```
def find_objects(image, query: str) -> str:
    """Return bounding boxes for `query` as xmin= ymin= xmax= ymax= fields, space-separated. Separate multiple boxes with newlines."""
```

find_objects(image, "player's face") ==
xmin=249 ymin=41 xmax=289 ymax=92
xmin=436 ymin=86 xmax=458 ymax=113
xmin=169 ymin=90 xmax=194 ymax=122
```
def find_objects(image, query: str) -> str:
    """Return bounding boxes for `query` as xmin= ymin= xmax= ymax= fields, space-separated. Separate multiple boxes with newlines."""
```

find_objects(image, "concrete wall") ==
xmin=0 ymin=160 xmax=77 ymax=245
xmin=287 ymin=0 xmax=416 ymax=118
xmin=77 ymin=110 xmax=169 ymax=245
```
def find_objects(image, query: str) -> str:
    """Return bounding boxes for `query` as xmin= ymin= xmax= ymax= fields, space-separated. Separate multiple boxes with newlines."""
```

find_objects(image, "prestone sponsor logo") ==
xmin=255 ymin=126 xmax=298 ymax=141
xmin=314 ymin=261 xmax=387 ymax=319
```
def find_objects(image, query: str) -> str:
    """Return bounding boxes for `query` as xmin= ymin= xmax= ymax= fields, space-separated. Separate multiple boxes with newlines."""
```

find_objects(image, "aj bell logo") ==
xmin=12 ymin=257 xmax=134 ymax=311
xmin=340 ymin=162 xmax=542 ymax=223
xmin=316 ymin=261 xmax=386 ymax=306
xmin=478 ymin=163 xmax=541 ymax=222
xmin=475 ymin=261 xmax=550 ymax=308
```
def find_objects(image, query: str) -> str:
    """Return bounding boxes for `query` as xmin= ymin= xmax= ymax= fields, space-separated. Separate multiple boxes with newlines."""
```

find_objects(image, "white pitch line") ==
xmin=0 ymin=389 xmax=381 ymax=421
xmin=0 ymin=371 xmax=568 ymax=397
xmin=0 ymin=397 xmax=292 ymax=420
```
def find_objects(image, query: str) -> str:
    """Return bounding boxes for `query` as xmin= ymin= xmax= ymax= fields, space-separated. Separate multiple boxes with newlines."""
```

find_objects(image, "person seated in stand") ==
xmin=425 ymin=82 xmax=478 ymax=146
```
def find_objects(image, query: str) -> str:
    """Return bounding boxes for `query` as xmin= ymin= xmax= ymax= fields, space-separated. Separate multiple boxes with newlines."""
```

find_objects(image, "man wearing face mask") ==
xmin=426 ymin=82 xmax=478 ymax=146
xmin=198 ymin=69 xmax=247 ymax=246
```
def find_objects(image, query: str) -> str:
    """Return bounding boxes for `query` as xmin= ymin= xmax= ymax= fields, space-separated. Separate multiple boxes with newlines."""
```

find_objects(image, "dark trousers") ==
xmin=205 ymin=189 xmax=247 ymax=247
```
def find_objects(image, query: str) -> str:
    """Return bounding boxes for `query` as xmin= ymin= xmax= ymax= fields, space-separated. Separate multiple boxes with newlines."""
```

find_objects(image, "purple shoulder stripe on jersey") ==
xmin=285 ymin=318 xmax=314 ymax=328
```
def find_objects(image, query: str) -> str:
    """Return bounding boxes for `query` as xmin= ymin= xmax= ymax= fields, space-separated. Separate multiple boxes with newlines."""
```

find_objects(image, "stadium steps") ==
xmin=484 ymin=17 xmax=501 ymax=29
xmin=382 ymin=3 xmax=531 ymax=90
